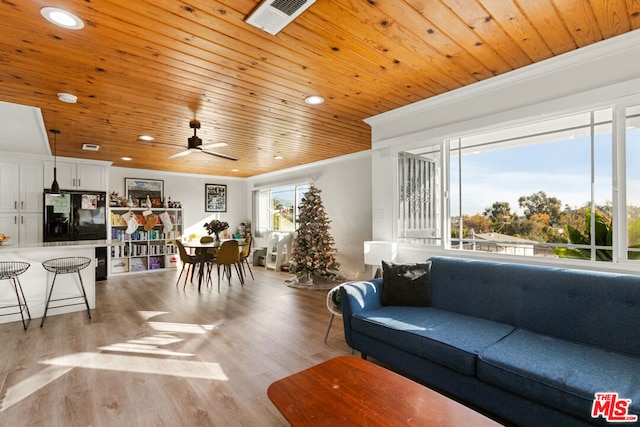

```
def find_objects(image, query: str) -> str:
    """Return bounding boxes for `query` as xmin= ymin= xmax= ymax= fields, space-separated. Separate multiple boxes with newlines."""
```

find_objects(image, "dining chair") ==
xmin=175 ymin=240 xmax=200 ymax=289
xmin=214 ymin=239 xmax=243 ymax=292
xmin=238 ymin=235 xmax=254 ymax=280
xmin=200 ymin=236 xmax=218 ymax=287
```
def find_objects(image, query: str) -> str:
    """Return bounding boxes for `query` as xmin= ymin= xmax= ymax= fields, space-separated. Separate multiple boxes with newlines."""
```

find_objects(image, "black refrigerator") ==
xmin=43 ymin=190 xmax=108 ymax=280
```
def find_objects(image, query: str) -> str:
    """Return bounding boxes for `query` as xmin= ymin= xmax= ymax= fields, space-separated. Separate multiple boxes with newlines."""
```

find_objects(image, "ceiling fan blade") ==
xmin=168 ymin=150 xmax=192 ymax=159
xmin=137 ymin=139 xmax=185 ymax=149
xmin=202 ymin=150 xmax=239 ymax=161
xmin=200 ymin=142 xmax=228 ymax=150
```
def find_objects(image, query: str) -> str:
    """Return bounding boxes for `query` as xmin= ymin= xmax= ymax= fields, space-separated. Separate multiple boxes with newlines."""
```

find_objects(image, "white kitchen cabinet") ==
xmin=19 ymin=163 xmax=44 ymax=212
xmin=0 ymin=163 xmax=19 ymax=212
xmin=19 ymin=212 xmax=43 ymax=244
xmin=0 ymin=212 xmax=41 ymax=245
xmin=0 ymin=213 xmax=18 ymax=243
xmin=0 ymin=161 xmax=43 ymax=213
xmin=44 ymin=161 xmax=107 ymax=191
xmin=76 ymin=163 xmax=107 ymax=190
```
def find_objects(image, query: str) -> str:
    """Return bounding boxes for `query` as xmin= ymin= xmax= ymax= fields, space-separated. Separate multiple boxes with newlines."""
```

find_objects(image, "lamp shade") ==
xmin=363 ymin=241 xmax=397 ymax=266
xmin=49 ymin=129 xmax=61 ymax=196
xmin=50 ymin=170 xmax=61 ymax=195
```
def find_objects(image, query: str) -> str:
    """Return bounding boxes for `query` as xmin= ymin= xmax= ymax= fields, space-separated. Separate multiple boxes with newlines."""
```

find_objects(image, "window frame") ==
xmin=395 ymin=99 xmax=640 ymax=268
xmin=253 ymin=183 xmax=310 ymax=236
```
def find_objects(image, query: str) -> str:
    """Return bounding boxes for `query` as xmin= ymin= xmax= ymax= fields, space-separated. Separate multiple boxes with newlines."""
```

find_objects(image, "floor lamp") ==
xmin=364 ymin=241 xmax=397 ymax=278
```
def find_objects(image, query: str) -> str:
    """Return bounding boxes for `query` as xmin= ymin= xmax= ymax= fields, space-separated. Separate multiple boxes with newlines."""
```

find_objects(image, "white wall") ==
xmin=366 ymin=29 xmax=640 ymax=270
xmin=109 ymin=167 xmax=248 ymax=239
xmin=246 ymin=151 xmax=373 ymax=280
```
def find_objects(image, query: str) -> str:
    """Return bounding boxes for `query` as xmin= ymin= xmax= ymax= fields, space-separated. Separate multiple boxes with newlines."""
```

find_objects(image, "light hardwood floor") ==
xmin=0 ymin=266 xmax=352 ymax=426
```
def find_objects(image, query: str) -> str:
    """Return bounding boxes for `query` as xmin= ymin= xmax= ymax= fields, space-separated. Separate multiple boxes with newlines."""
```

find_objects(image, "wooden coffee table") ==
xmin=267 ymin=356 xmax=502 ymax=426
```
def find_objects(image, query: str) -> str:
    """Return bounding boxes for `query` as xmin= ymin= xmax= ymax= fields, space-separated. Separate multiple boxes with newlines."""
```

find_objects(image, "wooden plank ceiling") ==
xmin=1 ymin=0 xmax=638 ymax=177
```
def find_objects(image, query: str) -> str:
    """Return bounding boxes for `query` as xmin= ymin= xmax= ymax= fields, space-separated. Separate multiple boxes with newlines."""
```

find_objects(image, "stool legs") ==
xmin=0 ymin=261 xmax=31 ymax=330
xmin=76 ymin=270 xmax=92 ymax=320
xmin=41 ymin=270 xmax=91 ymax=327
xmin=41 ymin=273 xmax=58 ymax=327
xmin=14 ymin=276 xmax=31 ymax=330
xmin=6 ymin=276 xmax=31 ymax=330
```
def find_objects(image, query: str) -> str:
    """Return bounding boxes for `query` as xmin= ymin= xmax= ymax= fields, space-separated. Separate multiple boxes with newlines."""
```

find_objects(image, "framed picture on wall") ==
xmin=125 ymin=178 xmax=164 ymax=202
xmin=205 ymin=184 xmax=227 ymax=212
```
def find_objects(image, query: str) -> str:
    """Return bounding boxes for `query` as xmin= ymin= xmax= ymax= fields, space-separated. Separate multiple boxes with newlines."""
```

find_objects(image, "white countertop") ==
xmin=0 ymin=239 xmax=115 ymax=251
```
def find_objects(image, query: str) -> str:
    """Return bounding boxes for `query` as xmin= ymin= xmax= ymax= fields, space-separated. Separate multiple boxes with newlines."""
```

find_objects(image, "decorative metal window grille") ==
xmin=399 ymin=152 xmax=438 ymax=238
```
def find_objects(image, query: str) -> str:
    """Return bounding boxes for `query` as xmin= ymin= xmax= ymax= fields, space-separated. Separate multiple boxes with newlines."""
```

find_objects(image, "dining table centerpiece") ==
xmin=204 ymin=219 xmax=229 ymax=245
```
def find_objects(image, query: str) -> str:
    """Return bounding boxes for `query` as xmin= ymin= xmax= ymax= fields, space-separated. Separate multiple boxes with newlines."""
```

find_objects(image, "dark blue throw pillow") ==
xmin=381 ymin=260 xmax=432 ymax=307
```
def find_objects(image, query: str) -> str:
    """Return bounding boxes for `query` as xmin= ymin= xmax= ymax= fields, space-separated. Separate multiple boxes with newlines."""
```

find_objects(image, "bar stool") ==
xmin=0 ymin=261 xmax=31 ymax=330
xmin=41 ymin=257 xmax=92 ymax=327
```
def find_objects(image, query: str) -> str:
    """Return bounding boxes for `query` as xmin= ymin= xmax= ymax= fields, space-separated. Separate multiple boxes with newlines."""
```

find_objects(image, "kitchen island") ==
xmin=0 ymin=240 xmax=112 ymax=326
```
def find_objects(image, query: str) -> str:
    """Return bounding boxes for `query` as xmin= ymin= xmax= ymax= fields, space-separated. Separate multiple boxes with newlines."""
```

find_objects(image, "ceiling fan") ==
xmin=167 ymin=119 xmax=238 ymax=161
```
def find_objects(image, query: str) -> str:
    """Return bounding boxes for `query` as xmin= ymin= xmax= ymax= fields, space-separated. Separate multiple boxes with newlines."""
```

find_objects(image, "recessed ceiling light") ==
xmin=41 ymin=7 xmax=84 ymax=30
xmin=304 ymin=95 xmax=324 ymax=105
xmin=138 ymin=135 xmax=154 ymax=141
xmin=231 ymin=168 xmax=240 ymax=172
xmin=274 ymin=155 xmax=284 ymax=160
xmin=121 ymin=157 xmax=133 ymax=161
xmin=57 ymin=92 xmax=78 ymax=103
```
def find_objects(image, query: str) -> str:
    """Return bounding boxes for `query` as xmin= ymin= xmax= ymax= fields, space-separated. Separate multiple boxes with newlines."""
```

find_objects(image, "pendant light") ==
xmin=49 ymin=129 xmax=61 ymax=196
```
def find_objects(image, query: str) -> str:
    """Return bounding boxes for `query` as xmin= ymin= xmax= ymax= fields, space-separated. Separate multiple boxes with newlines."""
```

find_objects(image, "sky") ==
xmin=451 ymin=134 xmax=615 ymax=216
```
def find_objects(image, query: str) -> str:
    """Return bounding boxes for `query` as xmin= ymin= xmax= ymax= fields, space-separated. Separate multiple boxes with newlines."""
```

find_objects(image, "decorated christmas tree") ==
xmin=288 ymin=185 xmax=340 ymax=282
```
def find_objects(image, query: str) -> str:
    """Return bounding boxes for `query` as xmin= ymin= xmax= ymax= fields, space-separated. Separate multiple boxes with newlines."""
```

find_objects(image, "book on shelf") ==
xmin=130 ymin=258 xmax=147 ymax=272
xmin=148 ymin=256 xmax=164 ymax=270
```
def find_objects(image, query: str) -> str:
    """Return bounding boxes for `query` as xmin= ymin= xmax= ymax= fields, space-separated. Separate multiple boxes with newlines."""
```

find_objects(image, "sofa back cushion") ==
xmin=428 ymin=256 xmax=640 ymax=356
xmin=381 ymin=261 xmax=431 ymax=306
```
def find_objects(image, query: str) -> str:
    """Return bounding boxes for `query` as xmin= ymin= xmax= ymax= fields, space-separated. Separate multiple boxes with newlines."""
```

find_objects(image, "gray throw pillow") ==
xmin=381 ymin=260 xmax=432 ymax=307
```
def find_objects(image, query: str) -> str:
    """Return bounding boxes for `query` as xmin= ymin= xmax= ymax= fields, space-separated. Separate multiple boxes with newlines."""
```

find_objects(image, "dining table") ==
xmin=181 ymin=239 xmax=246 ymax=292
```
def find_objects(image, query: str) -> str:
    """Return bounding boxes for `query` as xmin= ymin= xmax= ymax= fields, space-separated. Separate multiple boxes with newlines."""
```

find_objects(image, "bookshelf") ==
xmin=108 ymin=207 xmax=183 ymax=275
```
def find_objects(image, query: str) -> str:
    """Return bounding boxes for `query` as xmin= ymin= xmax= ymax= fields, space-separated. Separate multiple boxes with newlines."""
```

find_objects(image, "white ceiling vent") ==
xmin=82 ymin=143 xmax=100 ymax=151
xmin=245 ymin=0 xmax=316 ymax=35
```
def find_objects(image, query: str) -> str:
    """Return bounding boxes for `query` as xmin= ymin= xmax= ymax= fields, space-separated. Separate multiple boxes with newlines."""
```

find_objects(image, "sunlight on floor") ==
xmin=98 ymin=341 xmax=194 ymax=357
xmin=0 ymin=310 xmax=226 ymax=412
xmin=42 ymin=352 xmax=228 ymax=380
xmin=147 ymin=321 xmax=216 ymax=334
xmin=0 ymin=365 xmax=73 ymax=411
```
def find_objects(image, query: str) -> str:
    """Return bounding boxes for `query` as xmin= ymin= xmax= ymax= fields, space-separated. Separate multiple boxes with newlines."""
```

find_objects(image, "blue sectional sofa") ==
xmin=340 ymin=256 xmax=640 ymax=426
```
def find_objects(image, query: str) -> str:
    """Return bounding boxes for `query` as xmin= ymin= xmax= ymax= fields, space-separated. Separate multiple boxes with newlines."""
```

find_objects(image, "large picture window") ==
xmin=398 ymin=106 xmax=640 ymax=264
xmin=626 ymin=105 xmax=640 ymax=260
xmin=254 ymin=184 xmax=310 ymax=236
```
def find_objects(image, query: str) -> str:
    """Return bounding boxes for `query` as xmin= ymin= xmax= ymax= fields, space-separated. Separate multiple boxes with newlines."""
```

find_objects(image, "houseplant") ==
xmin=204 ymin=219 xmax=228 ymax=244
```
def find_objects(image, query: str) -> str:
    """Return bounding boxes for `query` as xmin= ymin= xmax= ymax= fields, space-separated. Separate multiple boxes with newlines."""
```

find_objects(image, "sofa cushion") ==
xmin=478 ymin=328 xmax=640 ymax=422
xmin=351 ymin=306 xmax=516 ymax=375
xmin=381 ymin=261 xmax=431 ymax=307
xmin=428 ymin=256 xmax=640 ymax=357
